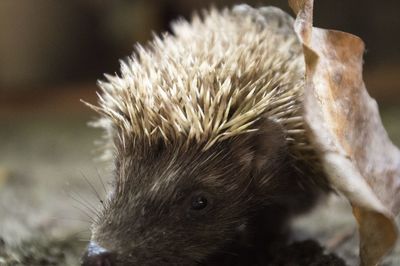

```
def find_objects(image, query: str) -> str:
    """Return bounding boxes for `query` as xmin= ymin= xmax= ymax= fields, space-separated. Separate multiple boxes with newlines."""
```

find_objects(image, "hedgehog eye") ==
xmin=191 ymin=195 xmax=208 ymax=211
xmin=186 ymin=192 xmax=213 ymax=215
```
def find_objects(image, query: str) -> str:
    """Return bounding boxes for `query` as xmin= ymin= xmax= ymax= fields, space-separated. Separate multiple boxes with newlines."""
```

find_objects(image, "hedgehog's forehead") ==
xmin=112 ymin=140 xmax=234 ymax=201
xmin=119 ymin=138 xmax=229 ymax=174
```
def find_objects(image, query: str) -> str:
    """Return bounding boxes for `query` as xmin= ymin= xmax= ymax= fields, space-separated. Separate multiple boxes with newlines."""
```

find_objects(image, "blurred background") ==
xmin=0 ymin=0 xmax=399 ymax=265
xmin=0 ymin=0 xmax=399 ymax=114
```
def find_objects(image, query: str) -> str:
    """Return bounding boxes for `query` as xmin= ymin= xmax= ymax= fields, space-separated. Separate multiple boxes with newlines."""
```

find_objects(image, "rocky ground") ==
xmin=0 ymin=107 xmax=399 ymax=266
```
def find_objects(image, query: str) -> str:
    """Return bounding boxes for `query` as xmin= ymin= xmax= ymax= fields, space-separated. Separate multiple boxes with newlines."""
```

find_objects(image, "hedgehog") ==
xmin=81 ymin=5 xmax=328 ymax=266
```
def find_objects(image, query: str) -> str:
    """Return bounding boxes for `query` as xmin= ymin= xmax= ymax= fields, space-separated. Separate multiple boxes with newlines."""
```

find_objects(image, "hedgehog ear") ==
xmin=230 ymin=117 xmax=288 ymax=173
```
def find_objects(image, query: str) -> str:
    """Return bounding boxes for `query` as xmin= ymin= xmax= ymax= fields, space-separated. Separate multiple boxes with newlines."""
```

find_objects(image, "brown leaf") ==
xmin=289 ymin=0 xmax=400 ymax=265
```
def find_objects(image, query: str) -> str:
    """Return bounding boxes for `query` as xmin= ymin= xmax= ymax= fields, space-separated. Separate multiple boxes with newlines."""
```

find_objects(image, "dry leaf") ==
xmin=289 ymin=0 xmax=400 ymax=265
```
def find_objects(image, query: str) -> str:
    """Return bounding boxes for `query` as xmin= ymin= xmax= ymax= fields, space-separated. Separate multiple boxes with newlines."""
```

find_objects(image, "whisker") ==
xmin=69 ymin=190 xmax=100 ymax=219
xmin=69 ymin=192 xmax=100 ymax=221
xmin=69 ymin=191 xmax=97 ymax=213
xmin=62 ymin=229 xmax=91 ymax=244
xmin=96 ymin=168 xmax=108 ymax=195
xmin=72 ymin=229 xmax=91 ymax=238
xmin=80 ymin=171 xmax=104 ymax=207
xmin=71 ymin=204 xmax=95 ymax=223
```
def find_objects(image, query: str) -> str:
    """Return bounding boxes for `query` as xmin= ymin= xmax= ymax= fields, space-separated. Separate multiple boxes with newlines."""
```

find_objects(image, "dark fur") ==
xmin=83 ymin=118 xmax=321 ymax=265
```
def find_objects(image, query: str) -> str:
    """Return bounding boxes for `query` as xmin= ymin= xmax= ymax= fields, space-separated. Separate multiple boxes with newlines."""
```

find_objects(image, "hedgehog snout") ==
xmin=81 ymin=241 xmax=115 ymax=266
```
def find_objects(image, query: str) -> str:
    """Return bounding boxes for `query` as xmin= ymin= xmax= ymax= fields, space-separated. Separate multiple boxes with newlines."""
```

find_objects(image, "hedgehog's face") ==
xmin=82 ymin=120 xmax=287 ymax=266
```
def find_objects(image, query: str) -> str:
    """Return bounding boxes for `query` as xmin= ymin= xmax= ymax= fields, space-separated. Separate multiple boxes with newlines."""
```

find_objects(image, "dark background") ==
xmin=0 ymin=0 xmax=399 ymax=113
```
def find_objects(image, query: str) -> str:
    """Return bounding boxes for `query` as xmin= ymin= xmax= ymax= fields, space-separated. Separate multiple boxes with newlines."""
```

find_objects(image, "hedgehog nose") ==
xmin=81 ymin=242 xmax=115 ymax=266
